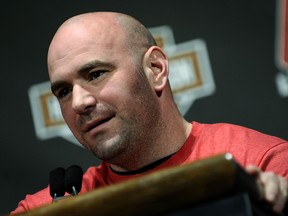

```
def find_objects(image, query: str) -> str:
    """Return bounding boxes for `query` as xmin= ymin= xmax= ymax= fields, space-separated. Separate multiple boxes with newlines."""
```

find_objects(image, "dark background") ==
xmin=1 ymin=0 xmax=287 ymax=214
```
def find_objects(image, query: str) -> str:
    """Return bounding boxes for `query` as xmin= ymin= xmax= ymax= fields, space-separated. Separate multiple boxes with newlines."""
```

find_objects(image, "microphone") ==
xmin=49 ymin=167 xmax=65 ymax=201
xmin=64 ymin=165 xmax=83 ymax=196
xmin=49 ymin=165 xmax=83 ymax=203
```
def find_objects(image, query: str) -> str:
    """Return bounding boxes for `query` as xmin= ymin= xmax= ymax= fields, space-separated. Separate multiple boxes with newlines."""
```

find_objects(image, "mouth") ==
xmin=82 ymin=116 xmax=114 ymax=132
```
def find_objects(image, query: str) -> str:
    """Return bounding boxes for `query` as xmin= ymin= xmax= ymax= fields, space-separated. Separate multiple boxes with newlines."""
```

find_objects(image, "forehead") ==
xmin=47 ymin=17 xmax=128 ymax=76
xmin=50 ymin=17 xmax=125 ymax=59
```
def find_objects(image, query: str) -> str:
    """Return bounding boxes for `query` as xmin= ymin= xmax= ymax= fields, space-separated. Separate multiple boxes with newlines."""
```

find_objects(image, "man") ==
xmin=11 ymin=12 xmax=288 ymax=214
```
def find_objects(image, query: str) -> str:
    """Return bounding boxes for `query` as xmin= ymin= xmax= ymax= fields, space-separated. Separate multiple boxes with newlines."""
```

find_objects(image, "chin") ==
xmin=93 ymin=135 xmax=128 ymax=161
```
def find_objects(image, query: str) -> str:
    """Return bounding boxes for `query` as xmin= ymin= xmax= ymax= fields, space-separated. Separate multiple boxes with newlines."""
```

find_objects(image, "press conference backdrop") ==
xmin=1 ymin=0 xmax=288 ymax=214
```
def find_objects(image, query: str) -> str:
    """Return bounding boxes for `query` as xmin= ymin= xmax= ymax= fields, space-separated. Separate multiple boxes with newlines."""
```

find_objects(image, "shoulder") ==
xmin=192 ymin=121 xmax=286 ymax=144
xmin=10 ymin=187 xmax=51 ymax=215
xmin=191 ymin=121 xmax=288 ymax=174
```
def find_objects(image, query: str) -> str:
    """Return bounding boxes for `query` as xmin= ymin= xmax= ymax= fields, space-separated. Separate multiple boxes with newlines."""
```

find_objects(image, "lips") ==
xmin=81 ymin=115 xmax=114 ymax=132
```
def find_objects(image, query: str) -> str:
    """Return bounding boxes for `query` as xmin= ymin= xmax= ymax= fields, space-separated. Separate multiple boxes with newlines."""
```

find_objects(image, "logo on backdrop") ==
xmin=28 ymin=25 xmax=216 ymax=146
xmin=275 ymin=0 xmax=288 ymax=97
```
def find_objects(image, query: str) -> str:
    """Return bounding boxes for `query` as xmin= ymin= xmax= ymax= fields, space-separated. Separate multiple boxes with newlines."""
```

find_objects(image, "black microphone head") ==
xmin=64 ymin=165 xmax=83 ymax=194
xmin=49 ymin=167 xmax=65 ymax=198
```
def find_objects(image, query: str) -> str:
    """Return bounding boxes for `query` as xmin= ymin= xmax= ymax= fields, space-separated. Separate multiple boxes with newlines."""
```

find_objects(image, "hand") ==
xmin=246 ymin=165 xmax=288 ymax=213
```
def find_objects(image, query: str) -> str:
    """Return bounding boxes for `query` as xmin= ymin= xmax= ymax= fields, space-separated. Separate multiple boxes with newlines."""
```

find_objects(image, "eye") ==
xmin=88 ymin=70 xmax=106 ymax=81
xmin=56 ymin=87 xmax=72 ymax=99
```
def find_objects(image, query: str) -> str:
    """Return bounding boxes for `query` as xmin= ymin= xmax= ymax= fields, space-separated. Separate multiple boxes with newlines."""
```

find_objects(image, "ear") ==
xmin=143 ymin=46 xmax=169 ymax=92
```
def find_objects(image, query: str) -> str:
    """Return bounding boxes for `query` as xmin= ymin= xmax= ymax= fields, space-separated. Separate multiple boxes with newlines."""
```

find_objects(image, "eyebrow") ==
xmin=79 ymin=60 xmax=113 ymax=72
xmin=50 ymin=60 xmax=115 ymax=94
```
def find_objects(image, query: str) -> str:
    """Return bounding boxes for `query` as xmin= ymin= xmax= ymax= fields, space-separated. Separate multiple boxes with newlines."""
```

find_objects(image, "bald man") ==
xmin=11 ymin=12 xmax=288 ymax=214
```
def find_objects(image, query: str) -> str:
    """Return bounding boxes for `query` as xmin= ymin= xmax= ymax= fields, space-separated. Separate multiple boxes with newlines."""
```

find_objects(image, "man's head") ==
xmin=47 ymin=12 xmax=179 ymax=170
xmin=48 ymin=12 xmax=157 ymax=72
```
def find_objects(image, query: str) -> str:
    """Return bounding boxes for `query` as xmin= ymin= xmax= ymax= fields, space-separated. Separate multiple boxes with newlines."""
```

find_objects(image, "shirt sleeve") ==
xmin=10 ymin=187 xmax=51 ymax=215
xmin=257 ymin=141 xmax=288 ymax=179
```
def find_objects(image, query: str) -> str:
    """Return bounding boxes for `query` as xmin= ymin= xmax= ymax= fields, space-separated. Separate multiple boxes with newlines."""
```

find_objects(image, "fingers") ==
xmin=245 ymin=165 xmax=265 ymax=199
xmin=261 ymin=171 xmax=282 ymax=212
xmin=274 ymin=176 xmax=288 ymax=212
xmin=246 ymin=165 xmax=288 ymax=213
xmin=245 ymin=165 xmax=260 ymax=175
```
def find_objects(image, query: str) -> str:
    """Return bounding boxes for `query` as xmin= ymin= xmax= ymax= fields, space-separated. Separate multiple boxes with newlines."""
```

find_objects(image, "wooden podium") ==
xmin=16 ymin=153 xmax=283 ymax=216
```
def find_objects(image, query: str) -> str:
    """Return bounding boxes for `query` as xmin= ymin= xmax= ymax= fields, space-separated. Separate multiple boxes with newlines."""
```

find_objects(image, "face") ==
xmin=47 ymin=18 xmax=160 ymax=164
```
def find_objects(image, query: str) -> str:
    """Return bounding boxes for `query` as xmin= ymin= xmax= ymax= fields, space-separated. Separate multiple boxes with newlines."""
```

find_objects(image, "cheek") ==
xmin=61 ymin=108 xmax=85 ymax=143
xmin=98 ymin=76 xmax=135 ymax=107
xmin=60 ymin=105 xmax=76 ymax=128
xmin=105 ymin=76 xmax=155 ymax=116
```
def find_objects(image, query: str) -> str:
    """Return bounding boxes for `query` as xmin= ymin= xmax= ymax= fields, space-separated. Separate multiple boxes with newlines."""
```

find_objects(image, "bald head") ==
xmin=47 ymin=12 xmax=156 ymax=71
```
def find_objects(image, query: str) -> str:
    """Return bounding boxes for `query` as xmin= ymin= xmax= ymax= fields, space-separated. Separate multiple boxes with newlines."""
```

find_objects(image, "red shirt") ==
xmin=11 ymin=122 xmax=288 ymax=214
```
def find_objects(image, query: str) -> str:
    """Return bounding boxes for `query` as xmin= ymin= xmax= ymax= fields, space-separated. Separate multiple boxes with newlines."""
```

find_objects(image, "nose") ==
xmin=72 ymin=84 xmax=96 ymax=115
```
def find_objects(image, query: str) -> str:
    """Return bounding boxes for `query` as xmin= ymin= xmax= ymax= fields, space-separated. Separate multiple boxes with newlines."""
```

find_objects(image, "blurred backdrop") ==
xmin=1 ymin=0 xmax=288 ymax=214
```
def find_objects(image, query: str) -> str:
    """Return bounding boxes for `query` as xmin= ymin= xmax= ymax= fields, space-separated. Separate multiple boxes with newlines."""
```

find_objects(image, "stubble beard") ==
xmin=89 ymin=119 xmax=135 ymax=163
xmin=82 ymin=66 xmax=162 ymax=167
